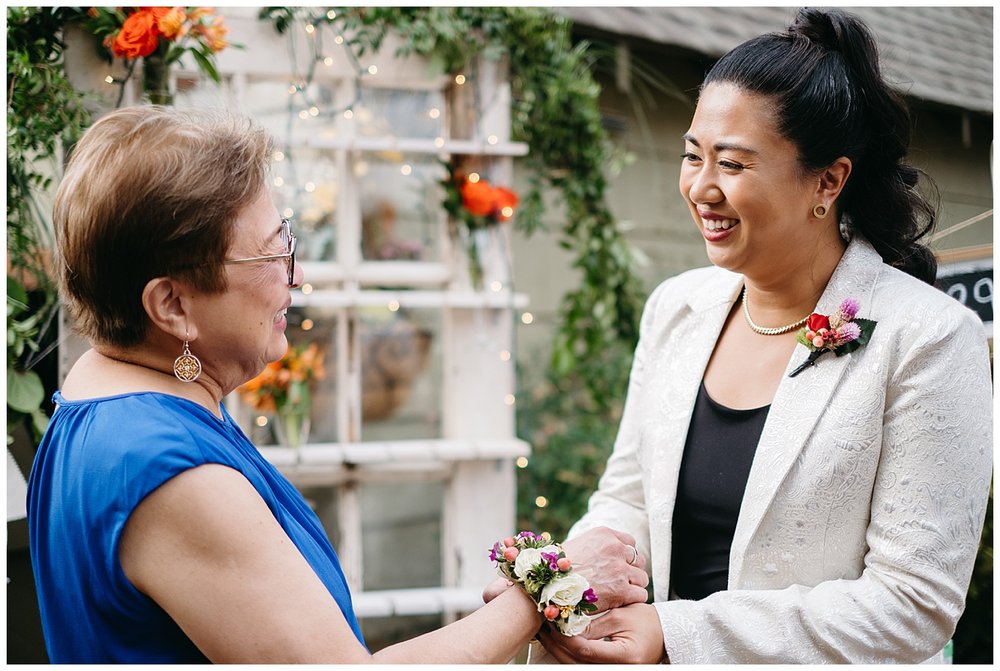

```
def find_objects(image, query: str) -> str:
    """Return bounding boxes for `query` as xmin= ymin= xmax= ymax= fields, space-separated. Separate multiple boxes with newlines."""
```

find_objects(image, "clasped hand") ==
xmin=483 ymin=527 xmax=666 ymax=664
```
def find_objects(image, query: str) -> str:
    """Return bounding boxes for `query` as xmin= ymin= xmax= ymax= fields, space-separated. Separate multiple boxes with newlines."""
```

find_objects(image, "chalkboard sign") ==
xmin=935 ymin=260 xmax=993 ymax=325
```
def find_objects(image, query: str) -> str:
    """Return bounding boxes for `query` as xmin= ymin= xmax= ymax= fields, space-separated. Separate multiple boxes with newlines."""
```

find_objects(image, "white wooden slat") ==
xmin=291 ymin=288 xmax=530 ymax=310
xmin=351 ymin=587 xmax=484 ymax=619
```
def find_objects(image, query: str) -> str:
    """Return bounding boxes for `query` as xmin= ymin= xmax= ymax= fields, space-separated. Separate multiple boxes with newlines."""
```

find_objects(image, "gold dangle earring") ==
xmin=813 ymin=203 xmax=829 ymax=219
xmin=173 ymin=332 xmax=202 ymax=382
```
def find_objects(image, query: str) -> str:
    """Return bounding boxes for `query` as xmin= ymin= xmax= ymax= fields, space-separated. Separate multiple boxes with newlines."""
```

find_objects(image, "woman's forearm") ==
xmin=373 ymin=586 xmax=542 ymax=663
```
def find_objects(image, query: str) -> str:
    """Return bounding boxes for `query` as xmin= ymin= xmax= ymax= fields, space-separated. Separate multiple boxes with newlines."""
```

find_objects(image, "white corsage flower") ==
xmin=560 ymin=611 xmax=593 ymax=636
xmin=513 ymin=544 xmax=559 ymax=580
xmin=539 ymin=571 xmax=589 ymax=607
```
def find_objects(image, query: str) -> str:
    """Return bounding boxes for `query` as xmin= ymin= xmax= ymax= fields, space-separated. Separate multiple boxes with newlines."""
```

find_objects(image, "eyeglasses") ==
xmin=224 ymin=218 xmax=297 ymax=286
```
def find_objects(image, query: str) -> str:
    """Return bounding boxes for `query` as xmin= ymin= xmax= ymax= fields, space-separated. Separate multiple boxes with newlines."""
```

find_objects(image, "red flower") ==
xmin=493 ymin=186 xmax=519 ymax=221
xmin=460 ymin=179 xmax=496 ymax=217
xmin=112 ymin=9 xmax=162 ymax=58
xmin=806 ymin=313 xmax=830 ymax=332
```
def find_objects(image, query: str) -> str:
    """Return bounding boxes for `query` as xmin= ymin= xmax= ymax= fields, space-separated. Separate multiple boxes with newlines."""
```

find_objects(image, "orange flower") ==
xmin=201 ymin=16 xmax=230 ymax=53
xmin=237 ymin=343 xmax=326 ymax=414
xmin=493 ymin=186 xmax=519 ymax=221
xmin=112 ymin=9 xmax=161 ymax=58
xmin=157 ymin=7 xmax=188 ymax=39
xmin=460 ymin=179 xmax=496 ymax=217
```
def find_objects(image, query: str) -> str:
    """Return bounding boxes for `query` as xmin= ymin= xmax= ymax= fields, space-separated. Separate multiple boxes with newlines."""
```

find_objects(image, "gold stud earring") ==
xmin=173 ymin=334 xmax=202 ymax=382
xmin=813 ymin=203 xmax=829 ymax=219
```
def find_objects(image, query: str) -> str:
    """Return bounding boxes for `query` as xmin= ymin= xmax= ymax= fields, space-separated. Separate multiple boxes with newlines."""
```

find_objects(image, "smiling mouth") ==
xmin=274 ymin=308 xmax=287 ymax=323
xmin=701 ymin=217 xmax=738 ymax=231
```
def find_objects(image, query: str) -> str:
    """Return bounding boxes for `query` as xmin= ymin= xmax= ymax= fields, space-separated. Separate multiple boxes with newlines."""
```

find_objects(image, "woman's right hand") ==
xmin=562 ymin=526 xmax=650 ymax=611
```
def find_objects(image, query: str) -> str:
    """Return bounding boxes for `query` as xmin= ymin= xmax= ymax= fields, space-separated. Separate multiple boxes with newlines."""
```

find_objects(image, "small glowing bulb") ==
xmin=487 ymin=134 xmax=499 ymax=145
xmin=388 ymin=300 xmax=400 ymax=312
xmin=354 ymin=161 xmax=369 ymax=177
xmin=428 ymin=107 xmax=441 ymax=119
xmin=274 ymin=151 xmax=285 ymax=161
xmin=301 ymin=318 xmax=314 ymax=331
xmin=455 ymin=74 xmax=466 ymax=85
xmin=504 ymin=394 xmax=516 ymax=406
xmin=282 ymin=207 xmax=294 ymax=219
xmin=298 ymin=110 xmax=309 ymax=120
xmin=344 ymin=109 xmax=354 ymax=119
xmin=434 ymin=137 xmax=445 ymax=148
xmin=535 ymin=496 xmax=548 ymax=508
xmin=301 ymin=283 xmax=313 ymax=295
xmin=273 ymin=177 xmax=285 ymax=187
xmin=500 ymin=206 xmax=514 ymax=218
xmin=304 ymin=23 xmax=315 ymax=34
xmin=326 ymin=9 xmax=336 ymax=19
xmin=521 ymin=312 xmax=534 ymax=325
xmin=323 ymin=56 xmax=334 ymax=66
xmin=304 ymin=182 xmax=316 ymax=192
xmin=490 ymin=280 xmax=503 ymax=292
xmin=256 ymin=415 xmax=269 ymax=427
xmin=334 ymin=35 xmax=344 ymax=44
xmin=499 ymin=350 xmax=511 ymax=362
xmin=468 ymin=172 xmax=480 ymax=183
xmin=516 ymin=456 xmax=529 ymax=469
xmin=287 ymin=85 xmax=298 ymax=95
xmin=400 ymin=164 xmax=412 ymax=176
xmin=104 ymin=75 xmax=114 ymax=84
xmin=367 ymin=65 xmax=378 ymax=75
xmin=309 ymin=106 xmax=320 ymax=116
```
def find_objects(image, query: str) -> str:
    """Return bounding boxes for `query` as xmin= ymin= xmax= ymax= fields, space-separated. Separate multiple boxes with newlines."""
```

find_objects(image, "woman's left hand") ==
xmin=561 ymin=526 xmax=649 ymax=612
xmin=536 ymin=603 xmax=666 ymax=664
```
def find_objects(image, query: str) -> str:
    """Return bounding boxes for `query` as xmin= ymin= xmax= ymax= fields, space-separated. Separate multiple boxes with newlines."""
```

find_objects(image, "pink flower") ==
xmin=543 ymin=604 xmax=561 ymax=621
xmin=503 ymin=546 xmax=519 ymax=562
xmin=839 ymin=298 xmax=860 ymax=320
xmin=837 ymin=321 xmax=862 ymax=343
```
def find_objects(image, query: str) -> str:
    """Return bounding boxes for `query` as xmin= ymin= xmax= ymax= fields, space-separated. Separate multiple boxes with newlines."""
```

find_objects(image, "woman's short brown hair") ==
xmin=54 ymin=105 xmax=274 ymax=348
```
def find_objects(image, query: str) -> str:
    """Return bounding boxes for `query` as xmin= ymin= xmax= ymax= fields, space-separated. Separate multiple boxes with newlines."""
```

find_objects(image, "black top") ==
xmin=670 ymin=381 xmax=770 ymax=600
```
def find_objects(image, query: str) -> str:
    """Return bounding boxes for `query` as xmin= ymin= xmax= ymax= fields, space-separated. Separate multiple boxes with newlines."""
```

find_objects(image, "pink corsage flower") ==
xmin=789 ymin=298 xmax=877 ymax=377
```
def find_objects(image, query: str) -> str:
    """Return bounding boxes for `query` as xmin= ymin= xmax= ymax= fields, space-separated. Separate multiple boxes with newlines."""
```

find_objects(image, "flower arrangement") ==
xmin=789 ymin=298 xmax=877 ymax=377
xmin=82 ymin=7 xmax=234 ymax=104
xmin=489 ymin=531 xmax=598 ymax=636
xmin=442 ymin=162 xmax=519 ymax=289
xmin=238 ymin=343 xmax=325 ymax=449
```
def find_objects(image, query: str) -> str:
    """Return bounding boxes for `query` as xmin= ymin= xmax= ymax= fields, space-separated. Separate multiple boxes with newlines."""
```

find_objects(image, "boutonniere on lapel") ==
xmin=789 ymin=298 xmax=877 ymax=377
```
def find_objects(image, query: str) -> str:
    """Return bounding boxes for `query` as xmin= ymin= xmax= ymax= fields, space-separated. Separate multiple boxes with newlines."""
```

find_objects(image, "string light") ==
xmin=104 ymin=75 xmax=114 ymax=84
xmin=309 ymin=106 xmax=319 ymax=116
xmin=304 ymin=23 xmax=315 ymax=34
xmin=274 ymin=151 xmax=285 ymax=161
xmin=434 ymin=137 xmax=445 ymax=148
xmin=400 ymin=164 xmax=412 ymax=176
xmin=468 ymin=172 xmax=480 ymax=183
xmin=304 ymin=181 xmax=316 ymax=192
xmin=367 ymin=65 xmax=378 ymax=75
xmin=326 ymin=9 xmax=336 ymax=19
xmin=301 ymin=318 xmax=314 ymax=331
xmin=490 ymin=280 xmax=503 ymax=292
xmin=323 ymin=56 xmax=334 ymax=66
xmin=334 ymin=35 xmax=344 ymax=44
xmin=516 ymin=456 xmax=529 ymax=468
xmin=344 ymin=109 xmax=354 ymax=119
xmin=487 ymin=134 xmax=498 ymax=145
xmin=521 ymin=312 xmax=534 ymax=325
xmin=535 ymin=496 xmax=548 ymax=508
xmin=455 ymin=74 xmax=466 ymax=85
xmin=428 ymin=107 xmax=441 ymax=119
xmin=388 ymin=300 xmax=400 ymax=312
xmin=504 ymin=394 xmax=516 ymax=406
xmin=256 ymin=416 xmax=269 ymax=427
xmin=499 ymin=350 xmax=511 ymax=361
xmin=298 ymin=110 xmax=309 ymax=119
xmin=500 ymin=206 xmax=514 ymax=219
xmin=301 ymin=283 xmax=313 ymax=294
xmin=282 ymin=207 xmax=295 ymax=218
xmin=273 ymin=177 xmax=285 ymax=187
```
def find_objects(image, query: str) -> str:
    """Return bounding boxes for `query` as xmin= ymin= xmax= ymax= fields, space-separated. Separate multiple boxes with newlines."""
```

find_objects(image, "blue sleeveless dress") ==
xmin=27 ymin=391 xmax=365 ymax=663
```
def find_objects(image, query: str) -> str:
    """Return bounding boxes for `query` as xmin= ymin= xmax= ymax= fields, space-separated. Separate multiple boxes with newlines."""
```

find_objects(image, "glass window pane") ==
xmin=361 ymin=481 xmax=444 ymax=590
xmin=288 ymin=308 xmax=339 ymax=445
xmin=359 ymin=154 xmax=445 ymax=263
xmin=272 ymin=148 xmax=339 ymax=262
xmin=359 ymin=307 xmax=441 ymax=441
xmin=245 ymin=77 xmax=340 ymax=144
xmin=355 ymin=87 xmax=445 ymax=139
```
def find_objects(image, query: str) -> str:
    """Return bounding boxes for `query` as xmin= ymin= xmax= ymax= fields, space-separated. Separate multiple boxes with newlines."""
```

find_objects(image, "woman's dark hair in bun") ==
xmin=702 ymin=7 xmax=938 ymax=283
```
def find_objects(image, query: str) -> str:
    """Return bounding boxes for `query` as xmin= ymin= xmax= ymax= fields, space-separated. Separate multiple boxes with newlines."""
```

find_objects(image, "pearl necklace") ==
xmin=741 ymin=287 xmax=811 ymax=336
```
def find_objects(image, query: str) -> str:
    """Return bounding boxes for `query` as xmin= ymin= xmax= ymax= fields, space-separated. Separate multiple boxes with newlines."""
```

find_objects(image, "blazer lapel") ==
xmin=729 ymin=237 xmax=884 ymax=580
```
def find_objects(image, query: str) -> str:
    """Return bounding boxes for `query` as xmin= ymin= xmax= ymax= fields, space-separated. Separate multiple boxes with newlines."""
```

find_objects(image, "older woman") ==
xmin=532 ymin=7 xmax=992 ymax=664
xmin=26 ymin=106 xmax=649 ymax=663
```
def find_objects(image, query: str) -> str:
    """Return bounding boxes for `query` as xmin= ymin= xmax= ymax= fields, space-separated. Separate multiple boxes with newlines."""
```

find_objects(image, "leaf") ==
xmin=7 ymin=367 xmax=45 ymax=413
xmin=31 ymin=407 xmax=50 ymax=437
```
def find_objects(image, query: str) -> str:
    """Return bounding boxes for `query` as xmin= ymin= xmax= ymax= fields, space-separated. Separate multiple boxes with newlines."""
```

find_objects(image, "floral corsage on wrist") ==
xmin=489 ymin=531 xmax=598 ymax=636
xmin=789 ymin=298 xmax=877 ymax=377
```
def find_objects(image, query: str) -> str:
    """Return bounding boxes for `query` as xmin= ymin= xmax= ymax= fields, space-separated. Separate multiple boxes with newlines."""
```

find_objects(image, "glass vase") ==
xmin=274 ymin=383 xmax=311 ymax=463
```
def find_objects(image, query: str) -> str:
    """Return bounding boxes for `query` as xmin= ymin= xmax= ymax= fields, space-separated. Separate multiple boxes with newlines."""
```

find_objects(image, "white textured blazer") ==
xmin=567 ymin=235 xmax=993 ymax=663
